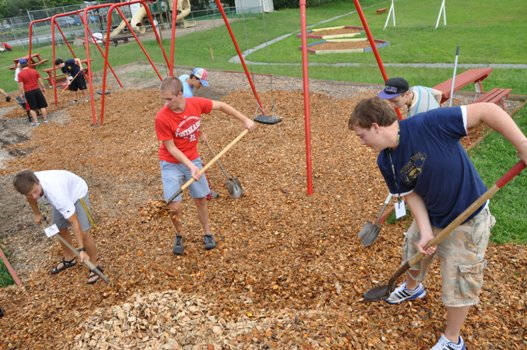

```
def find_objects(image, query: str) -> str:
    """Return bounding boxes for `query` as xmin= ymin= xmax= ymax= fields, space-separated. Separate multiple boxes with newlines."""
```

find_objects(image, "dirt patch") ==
xmin=0 ymin=67 xmax=525 ymax=350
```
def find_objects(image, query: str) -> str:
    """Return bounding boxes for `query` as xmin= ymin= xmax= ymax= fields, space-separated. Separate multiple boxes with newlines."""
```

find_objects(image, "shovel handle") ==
xmin=167 ymin=129 xmax=249 ymax=203
xmin=55 ymin=234 xmax=110 ymax=284
xmin=407 ymin=160 xmax=525 ymax=267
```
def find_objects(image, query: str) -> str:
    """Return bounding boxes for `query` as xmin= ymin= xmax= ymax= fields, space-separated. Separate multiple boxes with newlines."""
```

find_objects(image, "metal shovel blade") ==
xmin=358 ymin=221 xmax=382 ymax=247
xmin=226 ymin=177 xmax=243 ymax=198
xmin=362 ymin=285 xmax=391 ymax=302
xmin=254 ymin=114 xmax=282 ymax=125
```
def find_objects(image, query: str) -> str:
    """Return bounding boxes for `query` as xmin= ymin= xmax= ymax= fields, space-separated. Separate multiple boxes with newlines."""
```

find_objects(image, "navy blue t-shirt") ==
xmin=61 ymin=59 xmax=81 ymax=76
xmin=377 ymin=106 xmax=487 ymax=228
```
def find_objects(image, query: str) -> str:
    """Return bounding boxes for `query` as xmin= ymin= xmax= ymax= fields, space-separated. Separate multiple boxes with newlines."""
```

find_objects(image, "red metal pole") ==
xmin=299 ymin=0 xmax=313 ymax=195
xmin=214 ymin=0 xmax=268 ymax=115
xmin=0 ymin=248 xmax=23 ymax=287
xmin=51 ymin=20 xmax=58 ymax=106
xmin=169 ymin=0 xmax=178 ymax=76
xmin=353 ymin=0 xmax=403 ymax=120
xmin=82 ymin=10 xmax=98 ymax=125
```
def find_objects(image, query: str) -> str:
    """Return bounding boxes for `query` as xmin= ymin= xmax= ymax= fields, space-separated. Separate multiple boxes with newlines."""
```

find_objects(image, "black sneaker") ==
xmin=173 ymin=235 xmax=184 ymax=255
xmin=6 ymin=96 xmax=12 ymax=102
xmin=203 ymin=234 xmax=217 ymax=250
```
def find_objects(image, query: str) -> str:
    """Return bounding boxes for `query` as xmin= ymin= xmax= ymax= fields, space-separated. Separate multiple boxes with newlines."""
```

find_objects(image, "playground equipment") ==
xmin=110 ymin=0 xmax=192 ymax=37
xmin=383 ymin=0 xmax=447 ymax=30
xmin=110 ymin=1 xmax=147 ymax=37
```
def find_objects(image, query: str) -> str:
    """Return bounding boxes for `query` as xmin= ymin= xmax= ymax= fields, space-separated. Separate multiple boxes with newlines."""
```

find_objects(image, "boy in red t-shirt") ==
xmin=155 ymin=77 xmax=256 ymax=255
xmin=17 ymin=59 xmax=48 ymax=126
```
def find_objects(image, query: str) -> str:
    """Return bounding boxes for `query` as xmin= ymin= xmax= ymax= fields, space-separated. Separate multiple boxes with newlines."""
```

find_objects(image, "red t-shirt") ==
xmin=18 ymin=68 xmax=41 ymax=92
xmin=155 ymin=97 xmax=213 ymax=163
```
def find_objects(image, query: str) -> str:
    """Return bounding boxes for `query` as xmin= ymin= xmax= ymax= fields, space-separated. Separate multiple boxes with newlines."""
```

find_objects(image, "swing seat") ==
xmin=255 ymin=114 xmax=282 ymax=125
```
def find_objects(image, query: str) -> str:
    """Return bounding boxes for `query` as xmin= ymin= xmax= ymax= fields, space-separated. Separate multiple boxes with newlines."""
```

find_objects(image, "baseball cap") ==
xmin=191 ymin=67 xmax=209 ymax=87
xmin=18 ymin=58 xmax=28 ymax=64
xmin=377 ymin=77 xmax=409 ymax=100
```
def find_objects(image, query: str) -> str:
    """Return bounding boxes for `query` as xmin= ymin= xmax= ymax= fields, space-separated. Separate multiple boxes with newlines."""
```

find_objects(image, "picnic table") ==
xmin=42 ymin=59 xmax=90 ymax=87
xmin=433 ymin=67 xmax=493 ymax=104
xmin=9 ymin=53 xmax=48 ymax=70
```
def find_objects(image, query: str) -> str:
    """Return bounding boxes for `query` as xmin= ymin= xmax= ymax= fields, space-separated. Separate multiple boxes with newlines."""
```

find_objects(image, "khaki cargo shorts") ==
xmin=402 ymin=206 xmax=495 ymax=307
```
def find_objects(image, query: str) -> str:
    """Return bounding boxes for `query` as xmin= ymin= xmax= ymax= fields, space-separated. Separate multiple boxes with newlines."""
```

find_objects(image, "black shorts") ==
xmin=24 ymin=89 xmax=48 ymax=110
xmin=69 ymin=74 xmax=87 ymax=91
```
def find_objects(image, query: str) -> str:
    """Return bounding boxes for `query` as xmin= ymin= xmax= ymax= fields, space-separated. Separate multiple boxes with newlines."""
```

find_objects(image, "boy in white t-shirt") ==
xmin=13 ymin=170 xmax=102 ymax=284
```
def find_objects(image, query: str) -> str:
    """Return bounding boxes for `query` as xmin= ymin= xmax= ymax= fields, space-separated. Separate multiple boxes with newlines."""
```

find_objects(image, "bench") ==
xmin=433 ymin=67 xmax=493 ymax=104
xmin=473 ymin=88 xmax=512 ymax=110
xmin=376 ymin=7 xmax=388 ymax=14
xmin=42 ymin=59 xmax=90 ymax=87
xmin=104 ymin=34 xmax=134 ymax=46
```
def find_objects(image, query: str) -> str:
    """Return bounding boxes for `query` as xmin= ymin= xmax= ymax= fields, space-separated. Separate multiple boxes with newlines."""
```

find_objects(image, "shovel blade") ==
xmin=362 ymin=285 xmax=391 ymax=302
xmin=358 ymin=222 xmax=381 ymax=247
xmin=254 ymin=114 xmax=282 ymax=125
xmin=226 ymin=177 xmax=243 ymax=199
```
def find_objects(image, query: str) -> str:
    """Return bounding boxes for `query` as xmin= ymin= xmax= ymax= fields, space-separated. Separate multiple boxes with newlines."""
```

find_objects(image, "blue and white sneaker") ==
xmin=385 ymin=282 xmax=426 ymax=304
xmin=430 ymin=334 xmax=466 ymax=350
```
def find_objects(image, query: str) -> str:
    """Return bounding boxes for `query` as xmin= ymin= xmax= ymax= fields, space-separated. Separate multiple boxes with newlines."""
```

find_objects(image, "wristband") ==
xmin=78 ymin=247 xmax=87 ymax=252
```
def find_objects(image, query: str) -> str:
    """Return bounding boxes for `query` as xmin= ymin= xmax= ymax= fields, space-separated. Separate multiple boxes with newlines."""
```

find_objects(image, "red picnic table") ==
xmin=9 ymin=53 xmax=48 ymax=70
xmin=433 ymin=67 xmax=493 ymax=104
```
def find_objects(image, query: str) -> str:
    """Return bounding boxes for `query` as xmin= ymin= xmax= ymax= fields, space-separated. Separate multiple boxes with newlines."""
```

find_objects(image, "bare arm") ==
xmin=38 ymin=77 xmax=46 ymax=92
xmin=211 ymin=101 xmax=256 ymax=131
xmin=405 ymin=192 xmax=436 ymax=256
xmin=66 ymin=212 xmax=90 ymax=262
xmin=430 ymin=88 xmax=443 ymax=104
xmin=26 ymin=195 xmax=44 ymax=224
xmin=18 ymin=82 xmax=24 ymax=95
xmin=466 ymin=103 xmax=527 ymax=163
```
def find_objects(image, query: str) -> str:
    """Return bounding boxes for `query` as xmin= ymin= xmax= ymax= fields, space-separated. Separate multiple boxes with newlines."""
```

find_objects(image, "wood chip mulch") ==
xmin=0 ymin=89 xmax=525 ymax=350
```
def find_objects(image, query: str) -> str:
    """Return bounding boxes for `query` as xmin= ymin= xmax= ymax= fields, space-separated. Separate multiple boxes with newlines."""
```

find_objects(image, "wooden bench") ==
xmin=376 ymin=7 xmax=388 ymax=14
xmin=473 ymin=88 xmax=512 ymax=110
xmin=433 ymin=67 xmax=493 ymax=104
xmin=104 ymin=34 xmax=134 ymax=46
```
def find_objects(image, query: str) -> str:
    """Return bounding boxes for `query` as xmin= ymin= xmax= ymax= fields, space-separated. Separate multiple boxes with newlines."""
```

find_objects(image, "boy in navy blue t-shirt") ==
xmin=349 ymin=97 xmax=527 ymax=350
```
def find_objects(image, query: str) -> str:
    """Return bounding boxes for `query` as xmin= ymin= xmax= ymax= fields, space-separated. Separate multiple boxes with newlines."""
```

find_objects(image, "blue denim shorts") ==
xmin=160 ymin=158 xmax=210 ymax=202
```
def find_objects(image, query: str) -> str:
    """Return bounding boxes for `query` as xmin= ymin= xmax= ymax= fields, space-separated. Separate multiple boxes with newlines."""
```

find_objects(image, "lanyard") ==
xmin=388 ymin=126 xmax=402 ymax=202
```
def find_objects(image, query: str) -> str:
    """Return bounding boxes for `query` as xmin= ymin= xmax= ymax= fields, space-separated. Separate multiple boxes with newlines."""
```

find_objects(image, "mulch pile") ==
xmin=0 ymin=88 xmax=525 ymax=349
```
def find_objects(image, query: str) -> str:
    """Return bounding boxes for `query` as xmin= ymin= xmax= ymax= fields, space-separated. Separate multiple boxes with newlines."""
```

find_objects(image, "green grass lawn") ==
xmin=0 ymin=252 xmax=15 ymax=288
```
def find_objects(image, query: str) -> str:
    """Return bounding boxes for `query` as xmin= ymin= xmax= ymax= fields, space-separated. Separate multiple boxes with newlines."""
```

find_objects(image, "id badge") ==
xmin=395 ymin=200 xmax=406 ymax=219
xmin=44 ymin=224 xmax=59 ymax=238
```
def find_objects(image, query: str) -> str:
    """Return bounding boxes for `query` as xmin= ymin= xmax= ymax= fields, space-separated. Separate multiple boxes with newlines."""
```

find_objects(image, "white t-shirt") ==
xmin=36 ymin=170 xmax=88 ymax=219
xmin=178 ymin=74 xmax=194 ymax=98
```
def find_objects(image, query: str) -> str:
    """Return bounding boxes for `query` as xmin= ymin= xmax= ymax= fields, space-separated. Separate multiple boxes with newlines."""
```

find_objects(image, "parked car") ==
xmin=55 ymin=16 xmax=77 ymax=27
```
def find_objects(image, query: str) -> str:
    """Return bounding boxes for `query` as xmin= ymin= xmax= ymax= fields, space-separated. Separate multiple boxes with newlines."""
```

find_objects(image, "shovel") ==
xmin=41 ymin=218 xmax=109 ymax=284
xmin=202 ymin=132 xmax=243 ymax=199
xmin=358 ymin=193 xmax=392 ymax=247
xmin=363 ymin=160 xmax=525 ymax=302
xmin=167 ymin=130 xmax=248 ymax=203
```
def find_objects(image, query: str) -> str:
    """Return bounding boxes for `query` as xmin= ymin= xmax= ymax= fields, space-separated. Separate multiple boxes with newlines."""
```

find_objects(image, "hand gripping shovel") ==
xmin=358 ymin=193 xmax=392 ymax=247
xmin=202 ymin=133 xmax=244 ymax=199
xmin=42 ymin=220 xmax=109 ymax=284
xmin=363 ymin=160 xmax=525 ymax=302
xmin=167 ymin=130 xmax=248 ymax=203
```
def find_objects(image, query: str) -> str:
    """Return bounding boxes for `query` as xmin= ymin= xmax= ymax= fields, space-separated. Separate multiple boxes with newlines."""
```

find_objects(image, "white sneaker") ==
xmin=31 ymin=122 xmax=40 ymax=127
xmin=385 ymin=282 xmax=426 ymax=304
xmin=430 ymin=334 xmax=466 ymax=350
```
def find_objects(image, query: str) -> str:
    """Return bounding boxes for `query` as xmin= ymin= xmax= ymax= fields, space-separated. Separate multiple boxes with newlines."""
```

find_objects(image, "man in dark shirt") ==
xmin=55 ymin=58 xmax=87 ymax=102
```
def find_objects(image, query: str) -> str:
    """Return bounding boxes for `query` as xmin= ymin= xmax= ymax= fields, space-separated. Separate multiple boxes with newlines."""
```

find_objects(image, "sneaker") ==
xmin=31 ymin=122 xmax=40 ymax=127
xmin=6 ymin=96 xmax=12 ymax=102
xmin=430 ymin=334 xmax=466 ymax=350
xmin=173 ymin=235 xmax=184 ymax=255
xmin=43 ymin=120 xmax=48 ymax=124
xmin=206 ymin=191 xmax=220 ymax=200
xmin=385 ymin=282 xmax=426 ymax=304
xmin=203 ymin=234 xmax=217 ymax=250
